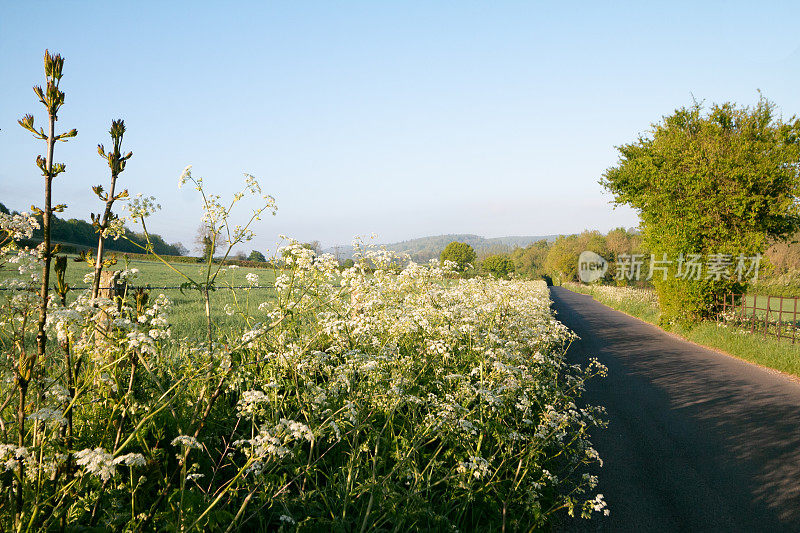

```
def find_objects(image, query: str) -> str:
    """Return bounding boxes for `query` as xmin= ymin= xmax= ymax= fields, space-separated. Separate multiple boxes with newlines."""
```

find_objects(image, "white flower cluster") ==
xmin=217 ymin=245 xmax=608 ymax=520
xmin=101 ymin=216 xmax=126 ymax=240
xmin=0 ymin=211 xmax=39 ymax=241
xmin=0 ymin=444 xmax=30 ymax=472
xmin=456 ymin=456 xmax=492 ymax=479
xmin=171 ymin=435 xmax=202 ymax=450
xmin=74 ymin=448 xmax=116 ymax=481
xmin=237 ymin=389 xmax=269 ymax=417
xmin=74 ymin=448 xmax=146 ymax=482
xmin=0 ymin=225 xmax=607 ymax=526
xmin=126 ymin=194 xmax=161 ymax=220
xmin=27 ymin=407 xmax=67 ymax=426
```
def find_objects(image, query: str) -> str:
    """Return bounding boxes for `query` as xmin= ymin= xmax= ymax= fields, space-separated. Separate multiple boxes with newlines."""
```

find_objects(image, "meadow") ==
xmin=0 ymin=256 xmax=280 ymax=340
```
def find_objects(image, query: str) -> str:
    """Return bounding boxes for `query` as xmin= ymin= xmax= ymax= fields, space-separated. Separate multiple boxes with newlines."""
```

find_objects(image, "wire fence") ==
xmin=715 ymin=292 xmax=800 ymax=344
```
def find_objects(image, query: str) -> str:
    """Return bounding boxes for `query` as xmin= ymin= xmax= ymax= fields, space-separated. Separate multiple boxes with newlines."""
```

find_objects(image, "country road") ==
xmin=549 ymin=286 xmax=800 ymax=532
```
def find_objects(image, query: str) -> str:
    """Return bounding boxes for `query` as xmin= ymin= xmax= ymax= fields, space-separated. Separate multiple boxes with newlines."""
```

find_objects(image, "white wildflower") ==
xmin=237 ymin=390 xmax=270 ymax=417
xmin=27 ymin=408 xmax=66 ymax=425
xmin=113 ymin=453 xmax=146 ymax=467
xmin=171 ymin=435 xmax=202 ymax=449
xmin=75 ymin=448 xmax=116 ymax=481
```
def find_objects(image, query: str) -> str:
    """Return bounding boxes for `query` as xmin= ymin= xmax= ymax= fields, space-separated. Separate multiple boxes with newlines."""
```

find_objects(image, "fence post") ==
xmin=778 ymin=296 xmax=783 ymax=340
xmin=98 ymin=270 xmax=124 ymax=302
xmin=97 ymin=271 xmax=126 ymax=348
xmin=765 ymin=295 xmax=771 ymax=339
xmin=740 ymin=292 xmax=745 ymax=324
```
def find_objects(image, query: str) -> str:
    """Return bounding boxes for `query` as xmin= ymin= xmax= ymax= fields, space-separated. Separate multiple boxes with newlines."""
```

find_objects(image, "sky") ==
xmin=2 ymin=1 xmax=800 ymax=255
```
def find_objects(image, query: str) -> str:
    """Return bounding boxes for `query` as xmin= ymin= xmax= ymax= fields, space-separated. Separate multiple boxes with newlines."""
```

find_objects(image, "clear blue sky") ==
xmin=2 ymin=1 xmax=799 ymax=254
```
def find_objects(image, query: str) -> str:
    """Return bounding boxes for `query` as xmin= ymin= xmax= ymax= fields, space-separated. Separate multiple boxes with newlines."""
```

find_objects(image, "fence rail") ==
xmin=715 ymin=293 xmax=800 ymax=344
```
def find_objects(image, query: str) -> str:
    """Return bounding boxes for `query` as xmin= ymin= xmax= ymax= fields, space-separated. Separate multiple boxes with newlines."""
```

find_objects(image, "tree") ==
xmin=510 ymin=240 xmax=550 ymax=279
xmin=543 ymin=235 xmax=580 ymax=283
xmin=195 ymin=224 xmax=226 ymax=262
xmin=248 ymin=250 xmax=266 ymax=262
xmin=173 ymin=241 xmax=189 ymax=256
xmin=543 ymin=231 xmax=610 ymax=284
xmin=482 ymin=253 xmax=515 ymax=278
xmin=605 ymin=227 xmax=641 ymax=262
xmin=440 ymin=241 xmax=477 ymax=272
xmin=303 ymin=240 xmax=322 ymax=255
xmin=602 ymin=97 xmax=800 ymax=323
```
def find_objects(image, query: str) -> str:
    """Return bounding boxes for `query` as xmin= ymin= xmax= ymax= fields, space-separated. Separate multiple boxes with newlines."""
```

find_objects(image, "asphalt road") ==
xmin=549 ymin=286 xmax=800 ymax=532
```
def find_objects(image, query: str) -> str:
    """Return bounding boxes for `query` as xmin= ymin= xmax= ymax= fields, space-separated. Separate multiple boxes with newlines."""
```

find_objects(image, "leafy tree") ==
xmin=543 ymin=235 xmax=580 ymax=283
xmin=248 ymin=250 xmax=266 ymax=262
xmin=173 ymin=241 xmax=189 ymax=256
xmin=509 ymin=240 xmax=550 ymax=279
xmin=602 ymin=97 xmax=800 ymax=323
xmin=482 ymin=253 xmax=515 ymax=278
xmin=543 ymin=231 xmax=611 ymax=284
xmin=195 ymin=224 xmax=226 ymax=262
xmin=440 ymin=241 xmax=476 ymax=272
xmin=303 ymin=240 xmax=322 ymax=255
xmin=342 ymin=258 xmax=355 ymax=268
xmin=605 ymin=227 xmax=641 ymax=262
xmin=6 ymin=203 xmax=182 ymax=255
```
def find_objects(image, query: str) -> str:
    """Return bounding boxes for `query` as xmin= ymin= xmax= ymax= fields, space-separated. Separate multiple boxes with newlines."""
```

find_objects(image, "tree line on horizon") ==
xmin=0 ymin=201 xmax=185 ymax=256
xmin=443 ymin=226 xmax=800 ymax=291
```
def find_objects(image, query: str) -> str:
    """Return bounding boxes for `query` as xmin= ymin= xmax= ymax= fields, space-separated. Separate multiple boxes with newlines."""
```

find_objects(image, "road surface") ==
xmin=549 ymin=286 xmax=800 ymax=532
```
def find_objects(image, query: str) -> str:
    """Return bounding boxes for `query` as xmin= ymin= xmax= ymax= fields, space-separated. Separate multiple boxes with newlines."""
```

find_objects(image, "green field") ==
xmin=0 ymin=256 xmax=279 ymax=340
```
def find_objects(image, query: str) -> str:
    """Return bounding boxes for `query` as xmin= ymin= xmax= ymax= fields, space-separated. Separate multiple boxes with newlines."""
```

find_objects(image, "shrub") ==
xmin=482 ymin=253 xmax=515 ymax=278
xmin=248 ymin=249 xmax=266 ymax=262
xmin=602 ymin=98 xmax=800 ymax=324
xmin=440 ymin=241 xmax=476 ymax=272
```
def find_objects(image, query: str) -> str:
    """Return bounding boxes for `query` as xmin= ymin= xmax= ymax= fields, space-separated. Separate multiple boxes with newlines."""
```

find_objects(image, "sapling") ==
xmin=16 ymin=49 xmax=76 ymax=528
xmin=91 ymin=119 xmax=131 ymax=299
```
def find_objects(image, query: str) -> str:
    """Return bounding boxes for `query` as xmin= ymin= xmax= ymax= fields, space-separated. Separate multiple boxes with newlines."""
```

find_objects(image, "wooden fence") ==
xmin=715 ymin=293 xmax=800 ymax=344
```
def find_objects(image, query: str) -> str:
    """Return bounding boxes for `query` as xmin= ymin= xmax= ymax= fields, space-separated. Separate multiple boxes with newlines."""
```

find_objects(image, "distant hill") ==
xmin=324 ymin=234 xmax=558 ymax=263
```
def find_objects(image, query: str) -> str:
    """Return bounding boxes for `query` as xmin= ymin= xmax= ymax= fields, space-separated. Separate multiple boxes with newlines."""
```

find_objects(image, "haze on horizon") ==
xmin=2 ymin=2 xmax=800 ymax=254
